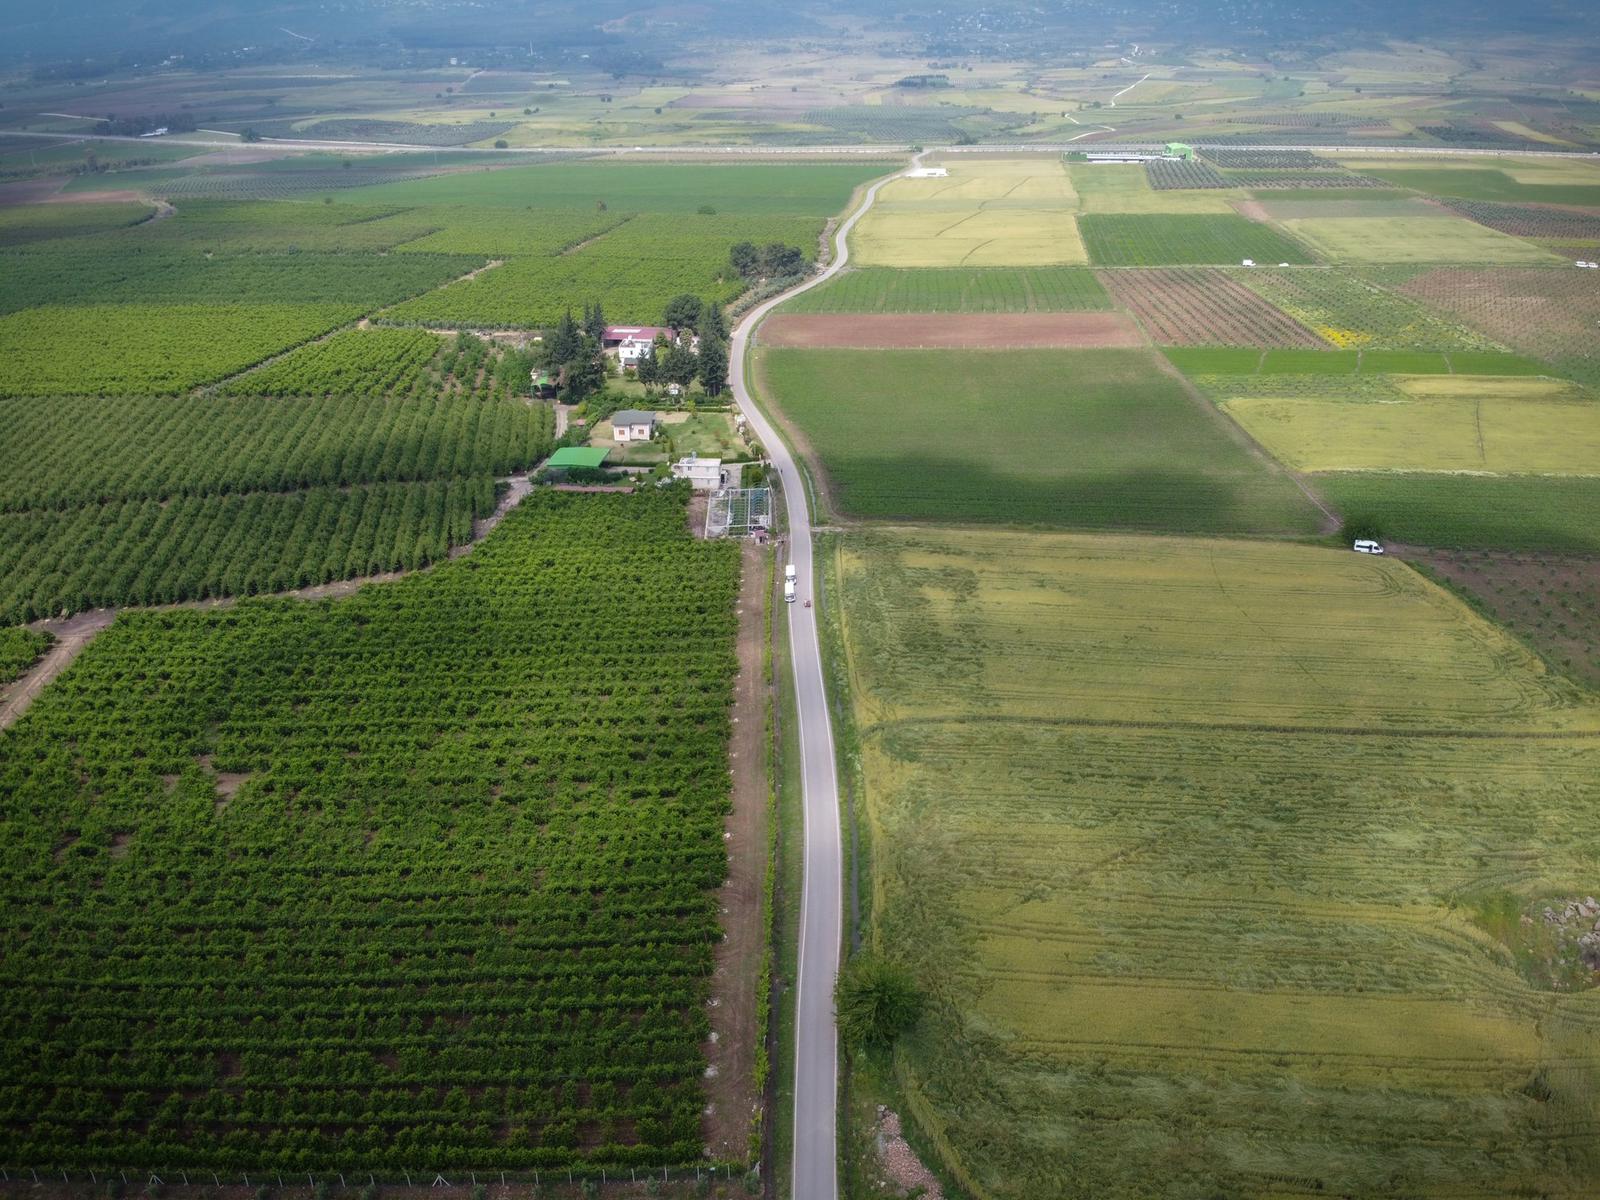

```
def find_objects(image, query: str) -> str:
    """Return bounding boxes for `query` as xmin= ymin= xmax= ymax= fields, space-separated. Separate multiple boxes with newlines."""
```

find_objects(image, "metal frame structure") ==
xmin=705 ymin=486 xmax=772 ymax=538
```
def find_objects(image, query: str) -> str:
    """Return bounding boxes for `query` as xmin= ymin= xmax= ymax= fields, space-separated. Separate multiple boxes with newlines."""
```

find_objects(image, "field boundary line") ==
xmin=858 ymin=713 xmax=1600 ymax=742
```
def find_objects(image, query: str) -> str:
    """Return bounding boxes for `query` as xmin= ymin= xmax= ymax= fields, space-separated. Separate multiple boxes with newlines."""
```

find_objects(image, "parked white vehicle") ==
xmin=785 ymin=563 xmax=797 ymax=583
xmin=784 ymin=579 xmax=797 ymax=603
xmin=1352 ymin=539 xmax=1385 ymax=555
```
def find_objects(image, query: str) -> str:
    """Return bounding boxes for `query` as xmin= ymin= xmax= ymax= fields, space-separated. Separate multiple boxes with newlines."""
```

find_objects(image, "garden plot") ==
xmin=1279 ymin=215 xmax=1559 ymax=264
xmin=832 ymin=524 xmax=1600 ymax=1199
xmin=1218 ymin=375 xmax=1600 ymax=473
xmin=1098 ymin=267 xmax=1328 ymax=346
xmin=850 ymin=158 xmax=1086 ymax=267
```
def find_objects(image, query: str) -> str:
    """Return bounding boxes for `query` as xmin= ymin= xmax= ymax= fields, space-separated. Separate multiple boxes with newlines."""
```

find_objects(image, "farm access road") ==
xmin=728 ymin=158 xmax=912 ymax=1200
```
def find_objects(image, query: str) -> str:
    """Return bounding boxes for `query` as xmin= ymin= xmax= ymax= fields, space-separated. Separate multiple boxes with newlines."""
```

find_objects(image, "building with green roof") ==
xmin=545 ymin=446 xmax=610 ymax=471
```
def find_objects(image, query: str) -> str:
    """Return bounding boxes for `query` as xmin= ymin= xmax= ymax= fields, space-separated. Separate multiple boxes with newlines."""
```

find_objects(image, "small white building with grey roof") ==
xmin=611 ymin=410 xmax=658 ymax=443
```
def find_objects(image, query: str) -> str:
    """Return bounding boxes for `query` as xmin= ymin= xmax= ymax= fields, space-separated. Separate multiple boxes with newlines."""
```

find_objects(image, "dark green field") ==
xmin=759 ymin=347 xmax=1322 ymax=533
xmin=1079 ymin=214 xmax=1315 ymax=266
xmin=1315 ymin=472 xmax=1600 ymax=553
xmin=1362 ymin=168 xmax=1600 ymax=208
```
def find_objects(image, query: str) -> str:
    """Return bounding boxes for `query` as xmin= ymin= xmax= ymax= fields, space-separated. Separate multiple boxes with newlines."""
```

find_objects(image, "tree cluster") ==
xmin=728 ymin=242 xmax=808 ymax=283
xmin=638 ymin=295 xmax=729 ymax=397
xmin=541 ymin=305 xmax=609 ymax=403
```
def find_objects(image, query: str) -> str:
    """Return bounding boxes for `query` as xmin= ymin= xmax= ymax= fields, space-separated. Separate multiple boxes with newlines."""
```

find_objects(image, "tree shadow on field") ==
xmin=833 ymin=455 xmax=1303 ymax=534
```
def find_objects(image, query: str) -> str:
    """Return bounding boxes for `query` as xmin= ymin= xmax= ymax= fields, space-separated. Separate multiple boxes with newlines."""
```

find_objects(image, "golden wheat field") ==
xmin=832 ymin=527 xmax=1600 ymax=1199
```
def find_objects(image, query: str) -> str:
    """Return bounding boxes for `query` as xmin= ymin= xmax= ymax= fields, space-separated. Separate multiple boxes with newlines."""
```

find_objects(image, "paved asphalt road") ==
xmin=728 ymin=162 xmax=909 ymax=1200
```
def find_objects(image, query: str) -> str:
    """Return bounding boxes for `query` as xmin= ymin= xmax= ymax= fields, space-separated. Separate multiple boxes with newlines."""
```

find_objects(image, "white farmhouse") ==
xmin=610 ymin=410 xmax=657 ymax=443
xmin=671 ymin=455 xmax=740 ymax=491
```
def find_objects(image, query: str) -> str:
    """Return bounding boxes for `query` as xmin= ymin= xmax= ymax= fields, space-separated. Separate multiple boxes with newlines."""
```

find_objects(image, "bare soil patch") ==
xmin=760 ymin=311 xmax=1145 ymax=349
xmin=873 ymin=1107 xmax=945 ymax=1199
xmin=1231 ymin=198 xmax=1274 ymax=223
xmin=1100 ymin=267 xmax=1329 ymax=348
xmin=701 ymin=540 xmax=769 ymax=1159
xmin=1409 ymin=548 xmax=1600 ymax=689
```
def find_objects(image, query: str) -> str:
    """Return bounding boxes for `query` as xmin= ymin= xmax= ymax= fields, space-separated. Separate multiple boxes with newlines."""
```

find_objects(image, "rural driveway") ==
xmin=729 ymin=158 xmax=910 ymax=1200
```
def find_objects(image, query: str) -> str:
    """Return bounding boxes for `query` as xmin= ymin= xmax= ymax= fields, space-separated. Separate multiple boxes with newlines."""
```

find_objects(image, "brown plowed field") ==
xmin=1395 ymin=267 xmax=1600 ymax=361
xmin=1099 ymin=267 xmax=1330 ymax=348
xmin=759 ymin=311 xmax=1145 ymax=348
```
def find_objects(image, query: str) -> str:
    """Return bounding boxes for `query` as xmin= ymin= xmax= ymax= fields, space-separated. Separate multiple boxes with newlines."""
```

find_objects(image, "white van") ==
xmin=784 ymin=579 xmax=797 ymax=603
xmin=785 ymin=563 xmax=797 ymax=583
xmin=1352 ymin=539 xmax=1385 ymax=555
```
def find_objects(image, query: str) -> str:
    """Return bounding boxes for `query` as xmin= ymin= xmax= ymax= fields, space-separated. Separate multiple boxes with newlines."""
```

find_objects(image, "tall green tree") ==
xmin=559 ymin=336 xmax=606 ymax=402
xmin=662 ymin=294 xmax=702 ymax=333
xmin=728 ymin=241 xmax=759 ymax=279
xmin=701 ymin=299 xmax=728 ymax=341
xmin=582 ymin=301 xmax=607 ymax=343
xmin=697 ymin=335 xmax=728 ymax=397
xmin=546 ymin=309 xmax=581 ymax=366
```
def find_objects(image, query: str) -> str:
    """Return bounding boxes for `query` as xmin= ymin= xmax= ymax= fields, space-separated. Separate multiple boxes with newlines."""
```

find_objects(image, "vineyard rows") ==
xmin=1226 ymin=171 xmax=1390 ymax=189
xmin=1144 ymin=159 xmax=1231 ymax=190
xmin=0 ymin=479 xmax=494 ymax=624
xmin=1098 ymin=267 xmax=1328 ymax=347
xmin=221 ymin=328 xmax=446 ymax=398
xmin=0 ymin=492 xmax=741 ymax=1170
xmin=99 ymin=201 xmax=449 ymax=254
xmin=0 ymin=391 xmax=552 ymax=513
xmin=1079 ymin=214 xmax=1314 ymax=266
xmin=784 ymin=266 xmax=1111 ymax=313
xmin=395 ymin=208 xmax=627 ymax=257
xmin=0 ymin=303 xmax=363 ymax=397
xmin=1199 ymin=148 xmax=1339 ymax=169
xmin=1439 ymin=198 xmax=1600 ymax=242
xmin=0 ymin=627 xmax=50 ymax=686
xmin=385 ymin=214 xmax=820 ymax=328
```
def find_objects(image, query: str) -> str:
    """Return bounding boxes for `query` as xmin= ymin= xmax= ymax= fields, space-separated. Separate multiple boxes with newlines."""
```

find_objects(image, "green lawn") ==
xmin=336 ymin=160 xmax=883 ymax=214
xmin=1079 ymin=214 xmax=1315 ymax=266
xmin=1315 ymin=472 xmax=1600 ymax=552
xmin=759 ymin=347 xmax=1322 ymax=533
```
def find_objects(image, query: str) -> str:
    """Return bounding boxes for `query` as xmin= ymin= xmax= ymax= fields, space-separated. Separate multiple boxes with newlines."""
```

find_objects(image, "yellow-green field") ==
xmin=1066 ymin=161 xmax=1242 ymax=213
xmin=850 ymin=158 xmax=1086 ymax=266
xmin=1280 ymin=216 xmax=1560 ymax=263
xmin=834 ymin=526 xmax=1600 ymax=1199
xmin=1221 ymin=376 xmax=1600 ymax=473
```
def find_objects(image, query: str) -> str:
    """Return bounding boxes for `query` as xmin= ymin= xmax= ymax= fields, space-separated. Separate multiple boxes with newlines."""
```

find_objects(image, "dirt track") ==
xmin=702 ymin=541 xmax=769 ymax=1158
xmin=759 ymin=311 xmax=1146 ymax=349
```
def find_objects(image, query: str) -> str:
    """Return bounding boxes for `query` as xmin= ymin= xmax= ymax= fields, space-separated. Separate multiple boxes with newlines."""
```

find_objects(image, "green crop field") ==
xmin=0 ymin=201 xmax=155 ymax=246
xmin=1359 ymin=167 xmax=1600 ymax=207
xmin=781 ymin=267 xmax=1111 ymax=313
xmin=1314 ymin=472 xmax=1600 ymax=553
xmin=1257 ymin=348 xmax=1360 ymax=373
xmin=829 ymin=525 xmax=1600 ymax=1200
xmin=1219 ymin=375 xmax=1600 ymax=473
xmin=1066 ymin=163 xmax=1240 ymax=214
xmin=335 ymin=160 xmax=883 ymax=214
xmin=0 ymin=491 xmax=742 ymax=1171
xmin=758 ymin=348 xmax=1322 ymax=533
xmin=1079 ymin=214 xmax=1314 ymax=266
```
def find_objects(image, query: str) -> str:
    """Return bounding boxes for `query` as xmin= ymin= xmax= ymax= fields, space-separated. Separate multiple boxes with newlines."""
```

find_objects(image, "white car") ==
xmin=1352 ymin=539 xmax=1385 ymax=555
